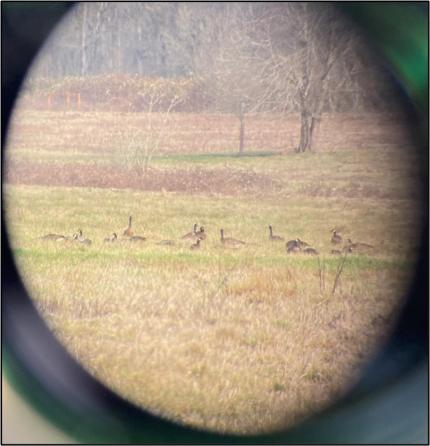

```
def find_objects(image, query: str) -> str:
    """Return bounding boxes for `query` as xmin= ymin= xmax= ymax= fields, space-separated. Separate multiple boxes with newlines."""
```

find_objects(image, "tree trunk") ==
xmin=297 ymin=111 xmax=311 ymax=153
xmin=308 ymin=115 xmax=321 ymax=151
xmin=238 ymin=102 xmax=245 ymax=155
xmin=297 ymin=112 xmax=320 ymax=152
xmin=80 ymin=3 xmax=88 ymax=76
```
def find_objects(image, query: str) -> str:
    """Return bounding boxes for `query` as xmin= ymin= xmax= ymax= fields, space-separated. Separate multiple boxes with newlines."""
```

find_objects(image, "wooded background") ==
xmin=25 ymin=2 xmax=402 ymax=152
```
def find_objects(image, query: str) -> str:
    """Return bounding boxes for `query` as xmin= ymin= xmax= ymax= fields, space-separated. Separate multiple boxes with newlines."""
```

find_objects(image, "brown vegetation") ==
xmin=5 ymin=162 xmax=279 ymax=196
xmin=8 ymin=108 xmax=412 ymax=156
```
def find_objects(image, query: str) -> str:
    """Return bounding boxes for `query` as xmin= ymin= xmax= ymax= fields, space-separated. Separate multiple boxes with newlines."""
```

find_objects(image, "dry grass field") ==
xmin=6 ymin=108 xmax=413 ymax=158
xmin=4 ymin=109 xmax=424 ymax=434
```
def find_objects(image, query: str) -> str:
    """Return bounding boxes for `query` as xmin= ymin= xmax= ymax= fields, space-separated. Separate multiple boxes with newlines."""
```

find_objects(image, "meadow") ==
xmin=4 ymin=109 xmax=424 ymax=434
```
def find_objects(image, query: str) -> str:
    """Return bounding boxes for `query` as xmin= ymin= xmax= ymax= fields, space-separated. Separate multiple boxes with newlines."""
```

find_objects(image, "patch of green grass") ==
xmin=153 ymin=150 xmax=279 ymax=163
xmin=273 ymin=383 xmax=286 ymax=392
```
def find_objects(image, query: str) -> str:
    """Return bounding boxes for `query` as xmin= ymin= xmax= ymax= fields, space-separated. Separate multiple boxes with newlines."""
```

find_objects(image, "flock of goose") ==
xmin=41 ymin=216 xmax=374 ymax=256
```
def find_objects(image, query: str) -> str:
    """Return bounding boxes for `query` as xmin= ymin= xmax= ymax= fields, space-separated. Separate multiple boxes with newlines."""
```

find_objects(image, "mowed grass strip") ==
xmin=12 ymin=244 xmax=410 ymax=272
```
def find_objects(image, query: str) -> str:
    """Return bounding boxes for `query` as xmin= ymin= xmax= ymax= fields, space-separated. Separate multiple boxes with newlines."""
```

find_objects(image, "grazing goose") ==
xmin=190 ymin=238 xmax=201 ymax=250
xmin=220 ymin=229 xmax=245 ymax=248
xmin=303 ymin=247 xmax=318 ymax=255
xmin=286 ymin=239 xmax=299 ymax=251
xmin=195 ymin=226 xmax=206 ymax=240
xmin=331 ymin=230 xmax=342 ymax=244
xmin=182 ymin=223 xmax=198 ymax=240
xmin=41 ymin=233 xmax=66 ymax=241
xmin=123 ymin=216 xmax=133 ymax=237
xmin=296 ymin=238 xmax=310 ymax=248
xmin=269 ymin=225 xmax=284 ymax=241
xmin=104 ymin=233 xmax=117 ymax=243
xmin=347 ymin=239 xmax=374 ymax=250
xmin=129 ymin=235 xmax=146 ymax=242
xmin=286 ymin=243 xmax=300 ymax=253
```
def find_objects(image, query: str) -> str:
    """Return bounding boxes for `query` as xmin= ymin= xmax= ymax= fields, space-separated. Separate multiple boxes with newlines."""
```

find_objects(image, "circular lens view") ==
xmin=4 ymin=3 xmax=424 ymax=435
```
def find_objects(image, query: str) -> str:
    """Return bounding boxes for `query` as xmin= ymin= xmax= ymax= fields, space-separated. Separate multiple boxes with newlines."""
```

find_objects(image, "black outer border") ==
xmin=1 ymin=2 xmax=429 ymax=444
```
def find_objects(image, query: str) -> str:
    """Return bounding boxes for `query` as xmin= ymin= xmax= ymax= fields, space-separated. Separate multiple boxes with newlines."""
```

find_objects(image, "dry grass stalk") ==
xmin=332 ymin=252 xmax=348 ymax=295
xmin=317 ymin=256 xmax=326 ymax=292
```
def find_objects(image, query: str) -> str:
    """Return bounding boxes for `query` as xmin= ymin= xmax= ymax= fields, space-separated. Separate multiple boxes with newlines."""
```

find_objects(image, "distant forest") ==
xmin=27 ymin=3 xmax=403 ymax=152
xmin=33 ymin=3 xmax=397 ymax=103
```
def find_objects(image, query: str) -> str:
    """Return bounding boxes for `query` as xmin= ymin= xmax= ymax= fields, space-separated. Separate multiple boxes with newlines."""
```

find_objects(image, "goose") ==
xmin=195 ymin=226 xmax=206 ymax=240
xmin=58 ymin=232 xmax=79 ymax=244
xmin=220 ymin=229 xmax=245 ymax=247
xmin=286 ymin=243 xmax=300 ymax=253
xmin=303 ymin=247 xmax=318 ymax=255
xmin=331 ymin=230 xmax=342 ymax=244
xmin=286 ymin=239 xmax=299 ymax=251
xmin=296 ymin=238 xmax=310 ymax=248
xmin=41 ymin=233 xmax=66 ymax=241
xmin=66 ymin=229 xmax=82 ymax=241
xmin=269 ymin=225 xmax=284 ymax=241
xmin=123 ymin=216 xmax=133 ymax=237
xmin=182 ymin=223 xmax=198 ymax=240
xmin=104 ymin=233 xmax=117 ymax=242
xmin=347 ymin=239 xmax=374 ymax=250
xmin=190 ymin=238 xmax=201 ymax=250
xmin=69 ymin=231 xmax=82 ymax=241
xmin=76 ymin=230 xmax=92 ymax=246
xmin=129 ymin=235 xmax=146 ymax=242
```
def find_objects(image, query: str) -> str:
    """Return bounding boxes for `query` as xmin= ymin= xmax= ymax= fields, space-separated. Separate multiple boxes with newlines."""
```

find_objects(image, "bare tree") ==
xmin=225 ymin=3 xmax=362 ymax=153
xmin=186 ymin=3 xmax=387 ymax=153
xmin=122 ymin=81 xmax=186 ymax=175
xmin=186 ymin=3 xmax=278 ymax=155
xmin=286 ymin=4 xmax=358 ymax=152
xmin=79 ymin=3 xmax=88 ymax=76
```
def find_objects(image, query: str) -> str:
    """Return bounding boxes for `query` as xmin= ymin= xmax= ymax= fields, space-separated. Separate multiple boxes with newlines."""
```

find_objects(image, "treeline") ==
xmin=32 ymin=3 xmax=214 ymax=78
xmin=31 ymin=3 xmax=397 ymax=110
xmin=22 ymin=74 xmax=396 ymax=114
xmin=27 ymin=3 xmax=403 ymax=151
